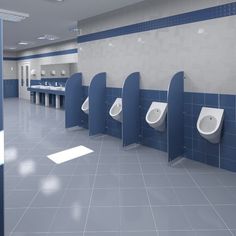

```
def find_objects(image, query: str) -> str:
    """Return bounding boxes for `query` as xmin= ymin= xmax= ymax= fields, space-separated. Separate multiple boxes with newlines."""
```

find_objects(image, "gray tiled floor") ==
xmin=4 ymin=99 xmax=236 ymax=236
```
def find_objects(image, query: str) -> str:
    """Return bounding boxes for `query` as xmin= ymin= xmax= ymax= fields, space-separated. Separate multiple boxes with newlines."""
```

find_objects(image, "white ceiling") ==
xmin=0 ymin=0 xmax=144 ymax=51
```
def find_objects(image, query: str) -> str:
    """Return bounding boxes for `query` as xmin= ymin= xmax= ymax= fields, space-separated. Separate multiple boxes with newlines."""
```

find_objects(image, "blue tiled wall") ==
xmin=81 ymin=86 xmax=168 ymax=150
xmin=184 ymin=92 xmax=236 ymax=172
xmin=3 ymin=79 xmax=18 ymax=98
xmin=69 ymin=86 xmax=236 ymax=171
xmin=140 ymin=89 xmax=168 ymax=152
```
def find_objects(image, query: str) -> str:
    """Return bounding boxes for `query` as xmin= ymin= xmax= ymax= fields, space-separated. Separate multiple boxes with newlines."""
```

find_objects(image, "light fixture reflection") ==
xmin=137 ymin=37 xmax=145 ymax=44
xmin=5 ymin=147 xmax=18 ymax=163
xmin=18 ymin=160 xmax=36 ymax=177
xmin=198 ymin=28 xmax=205 ymax=34
xmin=71 ymin=203 xmax=82 ymax=221
xmin=40 ymin=175 xmax=61 ymax=195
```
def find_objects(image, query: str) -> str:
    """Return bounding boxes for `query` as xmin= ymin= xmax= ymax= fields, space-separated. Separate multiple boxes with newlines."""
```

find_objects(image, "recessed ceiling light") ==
xmin=0 ymin=9 xmax=29 ymax=22
xmin=69 ymin=27 xmax=80 ymax=34
xmin=5 ymin=46 xmax=17 ymax=50
xmin=18 ymin=41 xmax=33 ymax=45
xmin=46 ymin=0 xmax=64 ymax=2
xmin=37 ymin=34 xmax=59 ymax=41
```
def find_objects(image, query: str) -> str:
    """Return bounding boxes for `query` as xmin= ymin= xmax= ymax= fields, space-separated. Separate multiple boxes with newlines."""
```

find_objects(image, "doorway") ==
xmin=19 ymin=62 xmax=30 ymax=100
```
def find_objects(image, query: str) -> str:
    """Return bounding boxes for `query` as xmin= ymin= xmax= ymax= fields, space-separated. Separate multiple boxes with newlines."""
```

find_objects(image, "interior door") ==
xmin=19 ymin=63 xmax=30 ymax=100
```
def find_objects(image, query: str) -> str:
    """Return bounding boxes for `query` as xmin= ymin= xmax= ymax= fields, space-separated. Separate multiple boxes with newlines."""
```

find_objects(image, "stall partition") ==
xmin=89 ymin=72 xmax=107 ymax=136
xmin=167 ymin=71 xmax=185 ymax=163
xmin=65 ymin=73 xmax=83 ymax=128
xmin=122 ymin=72 xmax=140 ymax=147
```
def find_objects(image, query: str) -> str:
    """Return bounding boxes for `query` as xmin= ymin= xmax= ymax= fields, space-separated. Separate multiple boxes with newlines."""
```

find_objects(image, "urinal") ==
xmin=145 ymin=102 xmax=168 ymax=132
xmin=81 ymin=97 xmax=89 ymax=114
xmin=197 ymin=107 xmax=224 ymax=144
xmin=109 ymin=98 xmax=122 ymax=122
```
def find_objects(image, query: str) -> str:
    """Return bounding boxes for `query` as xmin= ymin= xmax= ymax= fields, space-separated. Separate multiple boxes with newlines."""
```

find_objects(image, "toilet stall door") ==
xmin=19 ymin=63 xmax=30 ymax=100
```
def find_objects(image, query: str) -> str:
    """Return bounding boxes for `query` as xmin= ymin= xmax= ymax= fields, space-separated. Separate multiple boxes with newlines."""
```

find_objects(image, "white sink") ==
xmin=35 ymin=85 xmax=50 ymax=90
xmin=31 ymin=85 xmax=41 ymax=89
xmin=31 ymin=85 xmax=65 ymax=91
xmin=49 ymin=86 xmax=65 ymax=91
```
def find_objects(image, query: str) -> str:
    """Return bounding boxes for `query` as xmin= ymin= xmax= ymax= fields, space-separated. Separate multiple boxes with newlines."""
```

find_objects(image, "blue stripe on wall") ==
xmin=3 ymin=57 xmax=18 ymax=61
xmin=3 ymin=48 xmax=78 ymax=61
xmin=78 ymin=2 xmax=236 ymax=43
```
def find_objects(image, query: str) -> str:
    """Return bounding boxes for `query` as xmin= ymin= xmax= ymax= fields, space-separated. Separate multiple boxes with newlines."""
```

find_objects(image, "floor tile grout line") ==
xmin=5 ymin=229 xmax=236 ymax=234
xmin=46 ymin=132 xmax=101 ymax=233
xmin=165 ymin=170 xmax=195 ymax=233
xmin=9 ymin=163 xmax=58 ymax=235
xmin=4 ymin=117 xmax=62 ymax=187
xmin=184 ymin=166 xmax=234 ymax=236
xmin=5 ymin=100 xmax=236 ymax=235
xmin=82 ymin=135 xmax=104 ymax=236
xmin=136 ymin=150 xmax=160 ymax=236
xmin=8 ymin=185 xmax=236 ymax=191
xmin=44 ymin=156 xmax=86 ymax=235
xmin=7 ymin=202 xmax=236 ymax=210
xmin=8 ymin=123 xmax=66 ymax=235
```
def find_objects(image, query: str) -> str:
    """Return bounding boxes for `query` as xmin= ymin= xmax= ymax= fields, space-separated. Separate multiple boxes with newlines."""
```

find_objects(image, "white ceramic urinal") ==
xmin=109 ymin=98 xmax=122 ymax=122
xmin=81 ymin=97 xmax=89 ymax=114
xmin=145 ymin=102 xmax=168 ymax=132
xmin=197 ymin=107 xmax=224 ymax=144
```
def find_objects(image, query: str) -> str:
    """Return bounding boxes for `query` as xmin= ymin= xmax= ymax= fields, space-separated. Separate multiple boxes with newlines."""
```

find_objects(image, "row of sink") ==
xmin=30 ymin=84 xmax=65 ymax=91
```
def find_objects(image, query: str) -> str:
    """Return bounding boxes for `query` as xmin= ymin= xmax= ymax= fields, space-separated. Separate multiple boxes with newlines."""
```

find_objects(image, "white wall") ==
xmin=3 ymin=60 xmax=17 ymax=80
xmin=17 ymin=40 xmax=78 ymax=81
xmin=78 ymin=0 xmax=236 ymax=94
xmin=41 ymin=64 xmax=72 ymax=78
xmin=69 ymin=63 xmax=79 ymax=75
xmin=3 ymin=52 xmax=18 ymax=80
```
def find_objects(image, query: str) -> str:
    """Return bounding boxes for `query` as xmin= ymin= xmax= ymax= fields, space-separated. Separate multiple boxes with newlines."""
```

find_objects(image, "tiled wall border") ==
xmin=78 ymin=2 xmax=236 ymax=43
xmin=3 ymin=48 xmax=78 ymax=61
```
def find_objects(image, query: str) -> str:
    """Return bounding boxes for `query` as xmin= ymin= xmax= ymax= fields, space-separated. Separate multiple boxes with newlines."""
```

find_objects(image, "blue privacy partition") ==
xmin=122 ymin=72 xmax=140 ymax=147
xmin=0 ymin=19 xmax=4 ymax=235
xmin=89 ymin=72 xmax=107 ymax=136
xmin=167 ymin=71 xmax=184 ymax=163
xmin=65 ymin=73 xmax=83 ymax=128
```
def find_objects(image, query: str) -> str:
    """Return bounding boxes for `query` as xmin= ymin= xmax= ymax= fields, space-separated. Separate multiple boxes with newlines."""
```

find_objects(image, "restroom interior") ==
xmin=1 ymin=0 xmax=236 ymax=235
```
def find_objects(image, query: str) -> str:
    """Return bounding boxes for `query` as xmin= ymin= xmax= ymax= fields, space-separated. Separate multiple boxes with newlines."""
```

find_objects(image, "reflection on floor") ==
xmin=4 ymin=98 xmax=236 ymax=236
